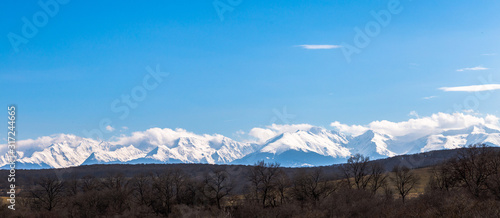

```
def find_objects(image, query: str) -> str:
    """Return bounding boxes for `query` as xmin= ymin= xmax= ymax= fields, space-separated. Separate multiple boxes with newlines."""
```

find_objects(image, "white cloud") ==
xmin=330 ymin=121 xmax=368 ymax=137
xmin=409 ymin=111 xmax=419 ymax=118
xmin=298 ymin=45 xmax=342 ymax=49
xmin=485 ymin=114 xmax=500 ymax=126
xmin=439 ymin=84 xmax=500 ymax=92
xmin=109 ymin=127 xmax=227 ymax=150
xmin=462 ymin=109 xmax=475 ymax=114
xmin=248 ymin=128 xmax=276 ymax=143
xmin=111 ymin=127 xmax=190 ymax=147
xmin=119 ymin=126 xmax=129 ymax=132
xmin=456 ymin=66 xmax=488 ymax=71
xmin=330 ymin=112 xmax=500 ymax=141
xmin=250 ymin=113 xmax=500 ymax=143
xmin=248 ymin=124 xmax=314 ymax=143
xmin=2 ymin=113 xmax=500 ymax=158
xmin=105 ymin=125 xmax=115 ymax=132
xmin=481 ymin=53 xmax=496 ymax=56
xmin=422 ymin=96 xmax=437 ymax=100
xmin=0 ymin=134 xmax=97 ymax=155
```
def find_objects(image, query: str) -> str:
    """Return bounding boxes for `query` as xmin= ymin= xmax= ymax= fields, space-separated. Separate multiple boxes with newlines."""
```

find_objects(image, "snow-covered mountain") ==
xmin=2 ymin=124 xmax=500 ymax=169
xmin=344 ymin=130 xmax=396 ymax=159
xmin=418 ymin=125 xmax=500 ymax=152
xmin=234 ymin=127 xmax=351 ymax=166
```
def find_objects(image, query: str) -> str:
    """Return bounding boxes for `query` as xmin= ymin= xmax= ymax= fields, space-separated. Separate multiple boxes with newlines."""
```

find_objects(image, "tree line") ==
xmin=1 ymin=144 xmax=500 ymax=217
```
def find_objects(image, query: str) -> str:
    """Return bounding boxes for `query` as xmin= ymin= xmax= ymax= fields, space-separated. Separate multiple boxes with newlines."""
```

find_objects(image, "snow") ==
xmin=1 ymin=125 xmax=500 ymax=169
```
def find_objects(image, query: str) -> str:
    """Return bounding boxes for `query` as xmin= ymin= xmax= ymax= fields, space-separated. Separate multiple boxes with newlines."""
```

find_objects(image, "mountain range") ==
xmin=2 ymin=124 xmax=500 ymax=169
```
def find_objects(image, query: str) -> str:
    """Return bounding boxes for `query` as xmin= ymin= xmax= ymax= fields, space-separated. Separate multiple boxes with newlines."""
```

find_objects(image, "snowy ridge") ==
xmin=1 ymin=124 xmax=500 ymax=169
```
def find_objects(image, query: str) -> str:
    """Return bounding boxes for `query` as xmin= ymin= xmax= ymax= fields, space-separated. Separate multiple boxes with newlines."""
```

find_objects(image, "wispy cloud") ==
xmin=462 ymin=109 xmax=475 ymax=114
xmin=297 ymin=44 xmax=342 ymax=49
xmin=422 ymin=96 xmax=437 ymax=100
xmin=439 ymin=84 xmax=500 ymax=92
xmin=456 ymin=66 xmax=488 ymax=72
xmin=481 ymin=53 xmax=496 ymax=56
xmin=119 ymin=126 xmax=128 ymax=132
xmin=408 ymin=111 xmax=419 ymax=118
xmin=105 ymin=125 xmax=115 ymax=132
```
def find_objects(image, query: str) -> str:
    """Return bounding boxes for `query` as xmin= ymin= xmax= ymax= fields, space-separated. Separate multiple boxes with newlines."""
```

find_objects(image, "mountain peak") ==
xmin=3 ymin=124 xmax=500 ymax=169
xmin=442 ymin=125 xmax=500 ymax=136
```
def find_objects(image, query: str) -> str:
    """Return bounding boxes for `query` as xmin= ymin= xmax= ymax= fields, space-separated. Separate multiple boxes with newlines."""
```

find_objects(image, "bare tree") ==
xmin=428 ymin=161 xmax=457 ymax=192
xmin=150 ymin=170 xmax=178 ymax=215
xmin=248 ymin=161 xmax=282 ymax=207
xmin=275 ymin=171 xmax=290 ymax=205
xmin=179 ymin=177 xmax=202 ymax=205
xmin=30 ymin=176 xmax=65 ymax=211
xmin=485 ymin=149 xmax=500 ymax=200
xmin=66 ymin=176 xmax=79 ymax=196
xmin=203 ymin=169 xmax=233 ymax=209
xmin=341 ymin=154 xmax=371 ymax=190
xmin=101 ymin=173 xmax=131 ymax=214
xmin=368 ymin=162 xmax=388 ymax=194
xmin=81 ymin=175 xmax=100 ymax=192
xmin=452 ymin=144 xmax=493 ymax=197
xmin=391 ymin=165 xmax=419 ymax=204
xmin=131 ymin=174 xmax=152 ymax=206
xmin=102 ymin=173 xmax=126 ymax=189
xmin=292 ymin=168 xmax=333 ymax=205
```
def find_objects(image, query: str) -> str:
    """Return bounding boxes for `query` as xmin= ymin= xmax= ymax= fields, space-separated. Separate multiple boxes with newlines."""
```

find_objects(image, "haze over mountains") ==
xmin=2 ymin=112 xmax=500 ymax=169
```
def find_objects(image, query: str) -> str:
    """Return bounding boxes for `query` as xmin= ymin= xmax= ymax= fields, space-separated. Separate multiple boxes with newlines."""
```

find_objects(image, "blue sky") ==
xmin=1 ymin=0 xmax=499 ymax=141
